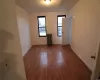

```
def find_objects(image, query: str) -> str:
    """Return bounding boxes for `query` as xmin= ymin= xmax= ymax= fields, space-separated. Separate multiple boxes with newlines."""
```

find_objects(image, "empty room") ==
xmin=0 ymin=0 xmax=100 ymax=80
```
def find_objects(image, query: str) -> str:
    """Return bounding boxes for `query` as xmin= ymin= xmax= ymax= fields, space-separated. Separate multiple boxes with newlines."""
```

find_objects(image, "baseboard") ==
xmin=23 ymin=45 xmax=32 ymax=56
xmin=70 ymin=46 xmax=92 ymax=74
xmin=62 ymin=44 xmax=71 ymax=46
xmin=32 ymin=44 xmax=70 ymax=46
xmin=32 ymin=44 xmax=47 ymax=47
xmin=32 ymin=44 xmax=62 ymax=46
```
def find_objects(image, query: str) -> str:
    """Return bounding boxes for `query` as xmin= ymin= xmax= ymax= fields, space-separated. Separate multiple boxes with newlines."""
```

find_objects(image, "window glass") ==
xmin=38 ymin=17 xmax=45 ymax=27
xmin=57 ymin=15 xmax=66 ymax=37
xmin=38 ymin=16 xmax=46 ymax=37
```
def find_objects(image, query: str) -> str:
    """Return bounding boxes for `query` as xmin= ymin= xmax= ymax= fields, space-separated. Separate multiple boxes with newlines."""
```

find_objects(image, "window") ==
xmin=57 ymin=15 xmax=66 ymax=37
xmin=37 ymin=16 xmax=47 ymax=37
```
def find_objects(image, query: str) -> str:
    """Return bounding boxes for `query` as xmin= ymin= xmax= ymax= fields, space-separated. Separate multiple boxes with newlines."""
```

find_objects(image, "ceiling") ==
xmin=16 ymin=0 xmax=79 ymax=13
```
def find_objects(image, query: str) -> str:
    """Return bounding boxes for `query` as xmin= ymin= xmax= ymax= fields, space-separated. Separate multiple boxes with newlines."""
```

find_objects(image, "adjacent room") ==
xmin=1 ymin=0 xmax=99 ymax=80
xmin=15 ymin=0 xmax=100 ymax=80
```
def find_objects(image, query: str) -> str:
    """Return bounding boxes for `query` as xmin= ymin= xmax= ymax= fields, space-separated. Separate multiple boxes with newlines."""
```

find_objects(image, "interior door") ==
xmin=62 ymin=18 xmax=69 ymax=45
xmin=68 ymin=17 xmax=73 ymax=45
xmin=91 ymin=44 xmax=100 ymax=80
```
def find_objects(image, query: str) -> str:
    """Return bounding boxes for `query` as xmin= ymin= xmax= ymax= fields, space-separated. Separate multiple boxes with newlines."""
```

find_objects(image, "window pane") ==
xmin=58 ymin=16 xmax=66 ymax=26
xmin=57 ymin=15 xmax=66 ymax=37
xmin=58 ymin=17 xmax=63 ymax=26
xmin=58 ymin=27 xmax=62 ymax=36
xmin=38 ymin=17 xmax=45 ymax=27
xmin=39 ymin=28 xmax=46 ymax=36
xmin=38 ymin=16 xmax=46 ymax=37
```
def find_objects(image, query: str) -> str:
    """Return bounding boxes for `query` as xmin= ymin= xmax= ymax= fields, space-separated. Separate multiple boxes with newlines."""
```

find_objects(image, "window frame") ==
xmin=57 ymin=15 xmax=66 ymax=37
xmin=37 ymin=16 xmax=47 ymax=37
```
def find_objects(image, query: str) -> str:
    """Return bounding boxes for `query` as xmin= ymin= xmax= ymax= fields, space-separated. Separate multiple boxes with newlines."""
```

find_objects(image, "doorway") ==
xmin=62 ymin=16 xmax=73 ymax=45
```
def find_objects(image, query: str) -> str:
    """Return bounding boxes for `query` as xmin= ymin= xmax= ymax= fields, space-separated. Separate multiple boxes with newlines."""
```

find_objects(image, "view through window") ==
xmin=57 ymin=15 xmax=66 ymax=37
xmin=38 ymin=16 xmax=46 ymax=37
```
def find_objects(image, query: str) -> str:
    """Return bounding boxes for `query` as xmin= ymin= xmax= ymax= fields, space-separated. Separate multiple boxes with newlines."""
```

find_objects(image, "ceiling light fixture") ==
xmin=44 ymin=0 xmax=51 ymax=4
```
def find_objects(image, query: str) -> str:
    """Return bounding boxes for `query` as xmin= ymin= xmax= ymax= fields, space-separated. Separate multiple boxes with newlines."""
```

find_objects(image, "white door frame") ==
xmin=91 ymin=43 xmax=100 ymax=80
xmin=62 ymin=16 xmax=73 ymax=45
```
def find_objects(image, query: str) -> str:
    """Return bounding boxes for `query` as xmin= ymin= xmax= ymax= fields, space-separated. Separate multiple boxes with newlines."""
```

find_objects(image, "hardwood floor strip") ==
xmin=24 ymin=45 xmax=91 ymax=80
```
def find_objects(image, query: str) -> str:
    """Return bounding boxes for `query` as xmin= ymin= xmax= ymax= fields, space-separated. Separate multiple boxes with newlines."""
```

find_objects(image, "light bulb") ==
xmin=45 ymin=0 xmax=51 ymax=4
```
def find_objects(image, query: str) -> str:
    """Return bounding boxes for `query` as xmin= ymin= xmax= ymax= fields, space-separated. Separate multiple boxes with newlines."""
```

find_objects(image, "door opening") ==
xmin=62 ymin=16 xmax=73 ymax=45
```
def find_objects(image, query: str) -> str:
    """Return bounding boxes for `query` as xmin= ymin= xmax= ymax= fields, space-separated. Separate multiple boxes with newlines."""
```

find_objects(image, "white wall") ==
xmin=0 ymin=0 xmax=26 ymax=80
xmin=29 ymin=11 xmax=66 ymax=45
xmin=68 ymin=0 xmax=100 ymax=71
xmin=16 ymin=5 xmax=31 ymax=56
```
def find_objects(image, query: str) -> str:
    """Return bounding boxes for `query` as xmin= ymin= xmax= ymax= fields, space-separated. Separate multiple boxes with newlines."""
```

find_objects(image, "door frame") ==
xmin=91 ymin=43 xmax=100 ymax=80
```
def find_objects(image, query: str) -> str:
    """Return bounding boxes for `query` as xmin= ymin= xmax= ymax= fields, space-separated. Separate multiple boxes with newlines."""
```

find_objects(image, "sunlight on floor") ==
xmin=57 ymin=52 xmax=64 ymax=65
xmin=40 ymin=52 xmax=48 ymax=67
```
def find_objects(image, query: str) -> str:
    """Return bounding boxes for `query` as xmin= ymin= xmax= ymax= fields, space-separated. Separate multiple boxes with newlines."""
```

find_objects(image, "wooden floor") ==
xmin=24 ymin=45 xmax=91 ymax=80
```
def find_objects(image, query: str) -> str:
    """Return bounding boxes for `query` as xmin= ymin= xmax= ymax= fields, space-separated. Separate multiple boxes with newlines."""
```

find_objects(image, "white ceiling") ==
xmin=16 ymin=0 xmax=79 ymax=13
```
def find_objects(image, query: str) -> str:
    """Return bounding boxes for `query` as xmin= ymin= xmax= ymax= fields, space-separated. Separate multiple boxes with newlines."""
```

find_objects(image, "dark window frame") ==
xmin=57 ymin=15 xmax=66 ymax=37
xmin=37 ymin=16 xmax=47 ymax=37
